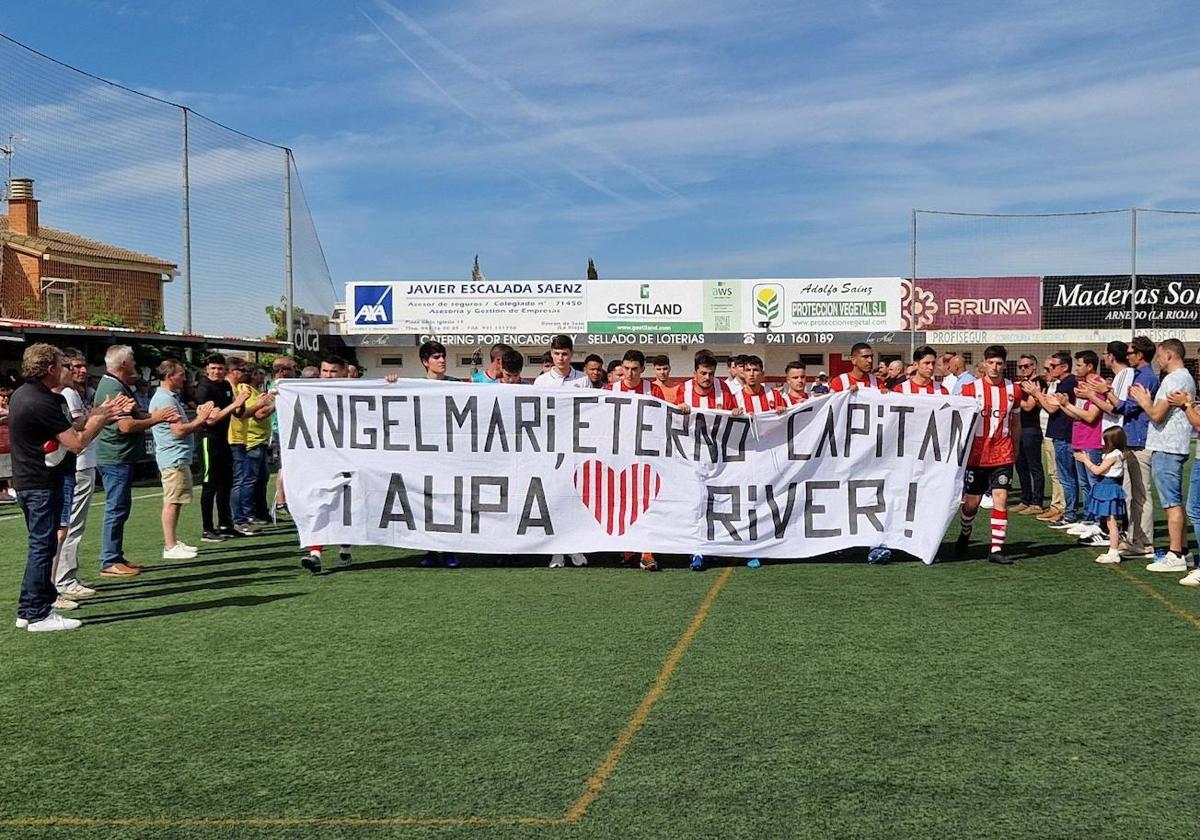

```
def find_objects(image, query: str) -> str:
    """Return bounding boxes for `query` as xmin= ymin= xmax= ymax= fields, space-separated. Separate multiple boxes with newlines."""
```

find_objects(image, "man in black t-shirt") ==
xmin=195 ymin=354 xmax=249 ymax=541
xmin=11 ymin=344 xmax=125 ymax=632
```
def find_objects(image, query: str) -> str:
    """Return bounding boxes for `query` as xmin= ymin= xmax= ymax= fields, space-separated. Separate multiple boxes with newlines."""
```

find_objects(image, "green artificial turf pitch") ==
xmin=1 ymin=477 xmax=1198 ymax=839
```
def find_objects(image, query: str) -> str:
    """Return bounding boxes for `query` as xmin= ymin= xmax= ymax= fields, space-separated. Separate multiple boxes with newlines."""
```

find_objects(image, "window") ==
xmin=380 ymin=356 xmax=404 ymax=367
xmin=140 ymin=299 xmax=157 ymax=324
xmin=45 ymin=289 xmax=67 ymax=322
xmin=797 ymin=354 xmax=824 ymax=367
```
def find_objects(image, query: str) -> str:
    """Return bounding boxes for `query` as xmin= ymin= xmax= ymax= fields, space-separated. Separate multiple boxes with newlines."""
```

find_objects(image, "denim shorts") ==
xmin=1151 ymin=450 xmax=1188 ymax=509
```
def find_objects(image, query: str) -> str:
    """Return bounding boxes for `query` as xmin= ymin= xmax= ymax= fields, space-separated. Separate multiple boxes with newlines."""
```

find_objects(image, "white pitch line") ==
xmin=0 ymin=491 xmax=164 ymax=524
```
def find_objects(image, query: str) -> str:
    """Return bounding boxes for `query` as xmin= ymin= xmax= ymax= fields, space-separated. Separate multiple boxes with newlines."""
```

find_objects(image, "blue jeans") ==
xmin=17 ymin=488 xmax=64 ymax=622
xmin=235 ymin=445 xmax=268 ymax=523
xmin=1075 ymin=448 xmax=1102 ymax=524
xmin=230 ymin=443 xmax=248 ymax=524
xmin=1187 ymin=459 xmax=1200 ymax=557
xmin=1052 ymin=439 xmax=1078 ymax=522
xmin=97 ymin=463 xmax=134 ymax=569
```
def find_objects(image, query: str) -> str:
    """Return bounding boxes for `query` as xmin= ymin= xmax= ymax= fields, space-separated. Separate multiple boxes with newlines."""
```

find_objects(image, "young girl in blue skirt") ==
xmin=1075 ymin=426 xmax=1128 ymax=564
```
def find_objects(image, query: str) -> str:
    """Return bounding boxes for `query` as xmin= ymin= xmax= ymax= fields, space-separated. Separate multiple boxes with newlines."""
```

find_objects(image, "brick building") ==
xmin=0 ymin=178 xmax=176 ymax=328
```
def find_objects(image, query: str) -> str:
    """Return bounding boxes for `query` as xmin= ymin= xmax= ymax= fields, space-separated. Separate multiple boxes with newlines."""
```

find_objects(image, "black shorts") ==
xmin=964 ymin=465 xmax=1014 ymax=497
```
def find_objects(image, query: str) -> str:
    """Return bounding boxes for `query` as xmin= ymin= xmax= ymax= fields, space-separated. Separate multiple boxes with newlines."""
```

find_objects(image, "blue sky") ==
xmin=4 ymin=0 xmax=1200 ymax=332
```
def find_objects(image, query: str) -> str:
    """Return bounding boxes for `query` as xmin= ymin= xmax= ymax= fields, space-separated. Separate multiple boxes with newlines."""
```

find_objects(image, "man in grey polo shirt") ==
xmin=1132 ymin=338 xmax=1195 ymax=572
xmin=150 ymin=360 xmax=215 ymax=561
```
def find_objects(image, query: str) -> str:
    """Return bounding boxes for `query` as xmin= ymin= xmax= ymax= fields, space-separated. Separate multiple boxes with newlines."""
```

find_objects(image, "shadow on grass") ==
xmin=84 ymin=573 xmax=298 ymax=605
xmin=94 ymin=564 xmax=298 ymax=592
xmin=83 ymin=592 xmax=305 ymax=625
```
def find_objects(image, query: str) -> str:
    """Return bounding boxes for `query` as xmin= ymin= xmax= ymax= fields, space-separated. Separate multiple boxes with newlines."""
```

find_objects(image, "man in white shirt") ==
xmin=724 ymin=354 xmax=746 ymax=393
xmin=1080 ymin=340 xmax=1134 ymax=431
xmin=1132 ymin=338 xmax=1195 ymax=572
xmin=533 ymin=335 xmax=587 ymax=567
xmin=940 ymin=353 xmax=967 ymax=394
xmin=54 ymin=348 xmax=98 ymax=599
xmin=533 ymin=335 xmax=586 ymax=388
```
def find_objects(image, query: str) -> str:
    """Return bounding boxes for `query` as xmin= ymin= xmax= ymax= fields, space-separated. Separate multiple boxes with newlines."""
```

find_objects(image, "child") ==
xmin=1074 ymin=426 xmax=1128 ymax=564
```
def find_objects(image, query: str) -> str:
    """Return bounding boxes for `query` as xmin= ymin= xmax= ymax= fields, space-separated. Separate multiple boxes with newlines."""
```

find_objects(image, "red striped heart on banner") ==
xmin=573 ymin=460 xmax=662 ymax=536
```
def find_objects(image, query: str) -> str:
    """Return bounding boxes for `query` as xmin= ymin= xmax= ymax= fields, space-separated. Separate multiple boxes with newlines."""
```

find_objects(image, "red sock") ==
xmin=990 ymin=510 xmax=1008 ymax=552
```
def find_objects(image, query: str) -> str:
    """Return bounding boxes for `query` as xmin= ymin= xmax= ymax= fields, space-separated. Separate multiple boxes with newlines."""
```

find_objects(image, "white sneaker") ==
xmin=1065 ymin=523 xmax=1093 ymax=537
xmin=14 ymin=617 xmax=28 ymax=629
xmin=1179 ymin=569 xmax=1200 ymax=587
xmin=58 ymin=581 xmax=97 ymax=599
xmin=162 ymin=543 xmax=198 ymax=560
xmin=569 ymin=553 xmax=588 ymax=567
xmin=1147 ymin=552 xmax=1188 ymax=573
xmin=175 ymin=541 xmax=199 ymax=553
xmin=980 ymin=494 xmax=994 ymax=509
xmin=27 ymin=611 xmax=82 ymax=632
xmin=549 ymin=554 xmax=566 ymax=568
xmin=51 ymin=596 xmax=79 ymax=611
xmin=1094 ymin=550 xmax=1122 ymax=564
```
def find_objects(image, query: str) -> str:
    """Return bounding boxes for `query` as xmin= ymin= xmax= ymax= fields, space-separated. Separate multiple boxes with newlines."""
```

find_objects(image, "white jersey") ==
xmin=534 ymin=367 xmax=586 ymax=387
xmin=1102 ymin=367 xmax=1134 ymax=431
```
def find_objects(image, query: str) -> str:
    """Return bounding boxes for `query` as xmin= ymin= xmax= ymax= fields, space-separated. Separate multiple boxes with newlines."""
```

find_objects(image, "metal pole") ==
xmin=284 ymin=148 xmax=294 ymax=349
xmin=909 ymin=209 xmax=917 ymax=359
xmin=181 ymin=107 xmax=193 ymax=334
xmin=1130 ymin=207 xmax=1137 ymax=342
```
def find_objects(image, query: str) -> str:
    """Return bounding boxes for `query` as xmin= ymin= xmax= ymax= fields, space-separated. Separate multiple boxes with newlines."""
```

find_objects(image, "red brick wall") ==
xmin=0 ymin=247 xmax=41 ymax=319
xmin=0 ymin=247 xmax=165 ymax=326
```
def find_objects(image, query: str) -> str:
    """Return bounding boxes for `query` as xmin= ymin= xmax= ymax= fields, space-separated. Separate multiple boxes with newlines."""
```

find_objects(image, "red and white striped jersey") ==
xmin=829 ymin=372 xmax=885 ymax=392
xmin=778 ymin=389 xmax=808 ymax=406
xmin=893 ymin=379 xmax=949 ymax=396
xmin=736 ymin=386 xmax=781 ymax=414
xmin=605 ymin=379 xmax=665 ymax=399
xmin=678 ymin=378 xmax=737 ymax=410
xmin=959 ymin=378 xmax=1022 ymax=467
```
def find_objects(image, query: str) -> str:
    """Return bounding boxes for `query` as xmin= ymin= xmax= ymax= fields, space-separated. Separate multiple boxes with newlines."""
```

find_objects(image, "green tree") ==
xmin=587 ymin=258 xmax=598 ymax=280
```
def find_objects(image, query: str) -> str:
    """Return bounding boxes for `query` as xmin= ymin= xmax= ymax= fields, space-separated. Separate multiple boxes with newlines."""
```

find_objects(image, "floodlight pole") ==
xmin=181 ymin=107 xmax=193 ymax=335
xmin=284 ymin=148 xmax=295 ymax=349
xmin=909 ymin=209 xmax=917 ymax=359
xmin=1130 ymin=208 xmax=1138 ymax=342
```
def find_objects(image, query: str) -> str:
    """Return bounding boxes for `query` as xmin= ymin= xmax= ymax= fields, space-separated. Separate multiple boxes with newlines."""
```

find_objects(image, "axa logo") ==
xmin=752 ymin=283 xmax=784 ymax=328
xmin=353 ymin=284 xmax=393 ymax=325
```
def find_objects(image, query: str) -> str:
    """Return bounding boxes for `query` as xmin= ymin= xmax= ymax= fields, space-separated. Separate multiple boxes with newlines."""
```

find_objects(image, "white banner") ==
xmin=585 ymin=280 xmax=706 ymax=334
xmin=277 ymin=381 xmax=975 ymax=563
xmin=744 ymin=278 xmax=902 ymax=331
xmin=346 ymin=280 xmax=586 ymax=334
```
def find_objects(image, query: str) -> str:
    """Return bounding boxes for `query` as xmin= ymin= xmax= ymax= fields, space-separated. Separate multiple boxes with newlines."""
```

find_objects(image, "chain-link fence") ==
xmin=911 ymin=208 xmax=1200 ymax=348
xmin=0 ymin=32 xmax=335 ymax=341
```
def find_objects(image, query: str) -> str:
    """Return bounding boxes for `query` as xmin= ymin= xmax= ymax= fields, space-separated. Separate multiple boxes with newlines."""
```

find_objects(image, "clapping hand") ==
xmin=1129 ymin=383 xmax=1153 ymax=408
xmin=1166 ymin=389 xmax=1193 ymax=408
